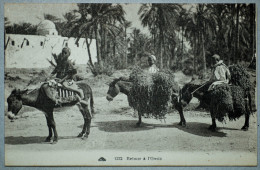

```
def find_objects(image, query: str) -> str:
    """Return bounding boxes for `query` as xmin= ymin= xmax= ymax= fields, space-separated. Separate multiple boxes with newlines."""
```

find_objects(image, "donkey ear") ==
xmin=11 ymin=89 xmax=17 ymax=94
xmin=21 ymin=89 xmax=29 ymax=94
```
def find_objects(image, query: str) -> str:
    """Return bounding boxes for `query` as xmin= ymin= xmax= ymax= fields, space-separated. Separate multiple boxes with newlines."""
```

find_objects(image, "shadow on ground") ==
xmin=95 ymin=120 xmax=177 ymax=133
xmin=5 ymin=136 xmax=78 ymax=145
xmin=173 ymin=122 xmax=233 ymax=137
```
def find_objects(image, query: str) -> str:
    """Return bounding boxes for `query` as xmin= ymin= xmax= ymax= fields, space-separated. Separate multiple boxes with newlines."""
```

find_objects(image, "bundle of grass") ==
xmin=129 ymin=67 xmax=154 ymax=117
xmin=210 ymin=84 xmax=234 ymax=122
xmin=228 ymin=85 xmax=246 ymax=120
xmin=129 ymin=67 xmax=178 ymax=120
xmin=229 ymin=64 xmax=252 ymax=91
xmin=210 ymin=83 xmax=247 ymax=122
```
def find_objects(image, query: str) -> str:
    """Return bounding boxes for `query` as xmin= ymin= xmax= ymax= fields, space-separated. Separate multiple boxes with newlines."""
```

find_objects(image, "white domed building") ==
xmin=37 ymin=20 xmax=58 ymax=36
xmin=5 ymin=20 xmax=97 ymax=68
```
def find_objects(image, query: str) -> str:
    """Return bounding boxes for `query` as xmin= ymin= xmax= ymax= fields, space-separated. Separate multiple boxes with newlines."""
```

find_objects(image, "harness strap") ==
xmin=190 ymin=82 xmax=209 ymax=94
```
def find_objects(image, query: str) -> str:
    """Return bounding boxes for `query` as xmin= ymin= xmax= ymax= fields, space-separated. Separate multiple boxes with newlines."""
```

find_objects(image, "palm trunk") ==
xmin=124 ymin=27 xmax=128 ymax=68
xmin=85 ymin=37 xmax=94 ymax=68
xmin=159 ymin=29 xmax=164 ymax=69
xmin=234 ymin=4 xmax=240 ymax=64
xmin=250 ymin=4 xmax=255 ymax=60
xmin=181 ymin=26 xmax=184 ymax=70
xmin=201 ymin=32 xmax=206 ymax=78
xmin=95 ymin=26 xmax=103 ymax=69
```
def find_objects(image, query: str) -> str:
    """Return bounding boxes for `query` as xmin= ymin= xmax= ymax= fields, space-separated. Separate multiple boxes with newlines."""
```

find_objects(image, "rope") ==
xmin=190 ymin=81 xmax=209 ymax=94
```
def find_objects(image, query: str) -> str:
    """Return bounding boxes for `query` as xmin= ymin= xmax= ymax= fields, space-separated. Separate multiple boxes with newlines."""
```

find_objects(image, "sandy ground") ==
xmin=4 ymin=68 xmax=258 ymax=166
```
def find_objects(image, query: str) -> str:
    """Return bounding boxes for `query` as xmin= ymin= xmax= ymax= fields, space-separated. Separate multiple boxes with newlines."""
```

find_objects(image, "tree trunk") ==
xmin=250 ymin=4 xmax=256 ymax=60
xmin=95 ymin=26 xmax=103 ymax=69
xmin=234 ymin=4 xmax=240 ymax=64
xmin=181 ymin=26 xmax=184 ymax=70
xmin=159 ymin=29 xmax=164 ymax=69
xmin=124 ymin=27 xmax=128 ymax=68
xmin=193 ymin=36 xmax=198 ymax=75
xmin=201 ymin=32 xmax=207 ymax=78
xmin=85 ymin=37 xmax=94 ymax=68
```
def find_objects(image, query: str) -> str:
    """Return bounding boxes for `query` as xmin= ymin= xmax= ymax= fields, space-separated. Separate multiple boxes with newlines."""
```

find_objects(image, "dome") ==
xmin=37 ymin=20 xmax=58 ymax=36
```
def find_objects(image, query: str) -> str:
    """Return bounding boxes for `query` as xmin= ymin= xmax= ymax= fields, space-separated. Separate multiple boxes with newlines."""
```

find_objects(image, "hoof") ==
xmin=81 ymin=133 xmax=89 ymax=140
xmin=178 ymin=121 xmax=186 ymax=127
xmin=52 ymin=138 xmax=58 ymax=144
xmin=77 ymin=132 xmax=84 ymax=137
xmin=52 ymin=141 xmax=58 ymax=144
xmin=136 ymin=122 xmax=141 ymax=127
xmin=241 ymin=126 xmax=249 ymax=131
xmin=208 ymin=125 xmax=216 ymax=132
xmin=44 ymin=137 xmax=51 ymax=142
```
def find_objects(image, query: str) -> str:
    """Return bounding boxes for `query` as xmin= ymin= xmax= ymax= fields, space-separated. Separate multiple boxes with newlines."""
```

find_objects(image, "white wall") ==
xmin=5 ymin=34 xmax=97 ymax=68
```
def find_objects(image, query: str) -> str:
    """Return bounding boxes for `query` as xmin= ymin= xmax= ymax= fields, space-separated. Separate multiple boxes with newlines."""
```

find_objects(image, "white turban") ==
xmin=149 ymin=55 xmax=156 ymax=61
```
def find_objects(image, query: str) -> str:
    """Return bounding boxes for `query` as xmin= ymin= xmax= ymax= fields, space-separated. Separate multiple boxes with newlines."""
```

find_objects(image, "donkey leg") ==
xmin=48 ymin=112 xmax=58 ymax=144
xmin=242 ymin=101 xmax=250 ymax=131
xmin=176 ymin=103 xmax=186 ymax=127
xmin=208 ymin=107 xmax=217 ymax=131
xmin=208 ymin=118 xmax=217 ymax=131
xmin=77 ymin=104 xmax=88 ymax=138
xmin=84 ymin=106 xmax=92 ymax=138
xmin=44 ymin=116 xmax=52 ymax=142
xmin=136 ymin=111 xmax=142 ymax=127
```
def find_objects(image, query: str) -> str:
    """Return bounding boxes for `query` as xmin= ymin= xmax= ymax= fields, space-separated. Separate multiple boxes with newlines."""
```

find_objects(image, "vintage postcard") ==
xmin=3 ymin=1 xmax=258 ymax=167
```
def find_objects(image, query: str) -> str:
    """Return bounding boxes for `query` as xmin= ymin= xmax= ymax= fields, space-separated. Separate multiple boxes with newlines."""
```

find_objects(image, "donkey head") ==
xmin=106 ymin=78 xmax=122 ymax=101
xmin=6 ymin=89 xmax=25 ymax=120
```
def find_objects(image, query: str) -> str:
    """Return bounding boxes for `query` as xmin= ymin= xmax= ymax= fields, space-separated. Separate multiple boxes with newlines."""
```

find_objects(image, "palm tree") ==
xmin=139 ymin=4 xmax=181 ymax=69
xmin=185 ymin=4 xmax=215 ymax=77
xmin=74 ymin=4 xmax=125 ymax=70
xmin=176 ymin=7 xmax=190 ymax=69
xmin=122 ymin=21 xmax=132 ymax=67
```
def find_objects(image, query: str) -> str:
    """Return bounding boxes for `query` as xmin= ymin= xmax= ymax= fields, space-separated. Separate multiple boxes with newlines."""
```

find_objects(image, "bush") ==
xmin=88 ymin=63 xmax=114 ymax=77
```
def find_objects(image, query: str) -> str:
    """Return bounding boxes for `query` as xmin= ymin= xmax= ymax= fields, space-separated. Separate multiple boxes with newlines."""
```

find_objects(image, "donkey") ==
xmin=6 ymin=80 xmax=94 ymax=144
xmin=179 ymin=82 xmax=252 ymax=131
xmin=106 ymin=77 xmax=186 ymax=127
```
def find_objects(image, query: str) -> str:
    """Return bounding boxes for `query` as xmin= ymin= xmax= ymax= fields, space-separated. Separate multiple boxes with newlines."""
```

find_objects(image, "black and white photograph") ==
xmin=3 ymin=1 xmax=258 ymax=167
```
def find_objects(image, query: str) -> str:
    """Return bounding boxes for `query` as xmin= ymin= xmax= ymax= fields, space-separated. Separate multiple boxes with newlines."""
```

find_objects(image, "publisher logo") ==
xmin=98 ymin=157 xmax=106 ymax=161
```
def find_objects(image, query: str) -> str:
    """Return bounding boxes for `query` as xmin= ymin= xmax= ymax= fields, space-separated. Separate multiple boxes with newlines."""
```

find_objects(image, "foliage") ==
xmin=229 ymin=64 xmax=252 ymax=91
xmin=5 ymin=22 xmax=37 ymax=35
xmin=210 ymin=84 xmax=246 ymax=122
xmin=88 ymin=62 xmax=114 ymax=77
xmin=129 ymin=67 xmax=178 ymax=119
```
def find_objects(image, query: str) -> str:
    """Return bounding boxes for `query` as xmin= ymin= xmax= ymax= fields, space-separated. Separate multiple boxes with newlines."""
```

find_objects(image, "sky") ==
xmin=4 ymin=3 xmax=149 ymax=34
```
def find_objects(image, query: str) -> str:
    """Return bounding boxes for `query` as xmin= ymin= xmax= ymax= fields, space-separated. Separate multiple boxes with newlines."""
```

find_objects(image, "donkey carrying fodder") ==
xmin=106 ymin=67 xmax=185 ymax=126
xmin=180 ymin=65 xmax=253 ymax=131
xmin=6 ymin=80 xmax=94 ymax=144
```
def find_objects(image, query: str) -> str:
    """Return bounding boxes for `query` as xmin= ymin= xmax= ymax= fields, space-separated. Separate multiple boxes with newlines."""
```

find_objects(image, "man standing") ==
xmin=147 ymin=55 xmax=159 ymax=73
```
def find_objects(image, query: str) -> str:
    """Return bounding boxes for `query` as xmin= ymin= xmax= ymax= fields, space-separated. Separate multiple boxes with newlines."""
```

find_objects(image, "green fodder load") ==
xmin=210 ymin=84 xmax=234 ymax=122
xmin=210 ymin=84 xmax=246 ymax=122
xmin=228 ymin=85 xmax=246 ymax=120
xmin=129 ymin=67 xmax=177 ymax=119
xmin=229 ymin=65 xmax=252 ymax=91
xmin=129 ymin=67 xmax=154 ymax=115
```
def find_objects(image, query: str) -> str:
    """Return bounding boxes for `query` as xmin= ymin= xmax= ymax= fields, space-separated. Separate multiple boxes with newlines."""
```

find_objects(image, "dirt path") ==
xmin=5 ymin=93 xmax=257 ymax=166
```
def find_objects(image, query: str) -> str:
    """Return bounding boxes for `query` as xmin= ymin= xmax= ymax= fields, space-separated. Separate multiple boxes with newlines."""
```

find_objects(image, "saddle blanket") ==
xmin=55 ymin=88 xmax=79 ymax=103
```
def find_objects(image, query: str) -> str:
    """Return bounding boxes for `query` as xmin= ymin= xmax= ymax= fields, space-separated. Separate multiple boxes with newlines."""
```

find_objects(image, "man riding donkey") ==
xmin=184 ymin=54 xmax=231 ymax=103
xmin=42 ymin=47 xmax=88 ymax=106
xmin=208 ymin=54 xmax=231 ymax=90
